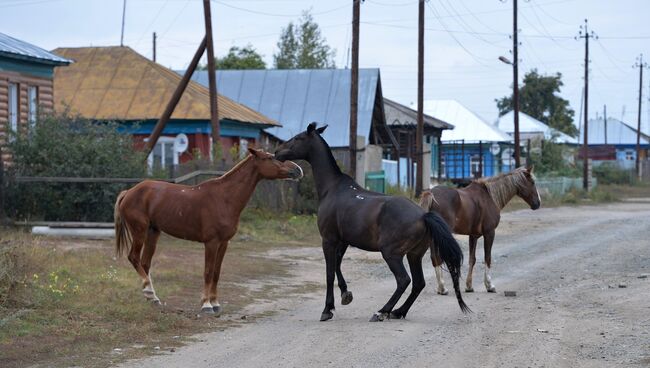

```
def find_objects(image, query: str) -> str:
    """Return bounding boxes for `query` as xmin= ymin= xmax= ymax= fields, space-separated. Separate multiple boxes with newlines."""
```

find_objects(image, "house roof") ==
xmin=0 ymin=32 xmax=70 ymax=65
xmin=52 ymin=46 xmax=278 ymax=126
xmin=496 ymin=110 xmax=578 ymax=144
xmin=187 ymin=68 xmax=382 ymax=147
xmin=384 ymin=98 xmax=453 ymax=130
xmin=419 ymin=99 xmax=511 ymax=142
xmin=578 ymin=117 xmax=650 ymax=145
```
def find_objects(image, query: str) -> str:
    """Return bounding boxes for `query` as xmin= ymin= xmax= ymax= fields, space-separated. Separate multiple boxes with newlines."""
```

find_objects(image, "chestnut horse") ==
xmin=275 ymin=123 xmax=469 ymax=322
xmin=114 ymin=148 xmax=303 ymax=314
xmin=420 ymin=166 xmax=540 ymax=294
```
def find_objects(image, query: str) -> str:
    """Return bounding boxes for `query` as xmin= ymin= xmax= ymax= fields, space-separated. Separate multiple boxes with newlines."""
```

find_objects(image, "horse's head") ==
xmin=275 ymin=122 xmax=327 ymax=162
xmin=516 ymin=166 xmax=541 ymax=210
xmin=247 ymin=148 xmax=303 ymax=180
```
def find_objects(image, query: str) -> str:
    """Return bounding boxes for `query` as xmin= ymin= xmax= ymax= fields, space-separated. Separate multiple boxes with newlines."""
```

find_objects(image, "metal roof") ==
xmin=52 ymin=47 xmax=278 ymax=126
xmin=496 ymin=111 xmax=578 ymax=144
xmin=187 ymin=68 xmax=381 ymax=147
xmin=419 ymin=99 xmax=511 ymax=142
xmin=0 ymin=32 xmax=70 ymax=65
xmin=578 ymin=117 xmax=650 ymax=145
xmin=384 ymin=98 xmax=453 ymax=130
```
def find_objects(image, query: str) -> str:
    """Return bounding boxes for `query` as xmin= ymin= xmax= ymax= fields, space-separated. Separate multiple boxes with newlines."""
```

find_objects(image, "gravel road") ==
xmin=119 ymin=202 xmax=650 ymax=368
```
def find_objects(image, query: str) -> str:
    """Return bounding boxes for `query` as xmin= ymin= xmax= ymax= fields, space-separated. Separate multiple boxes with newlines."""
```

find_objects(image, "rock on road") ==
xmin=119 ymin=202 xmax=650 ymax=368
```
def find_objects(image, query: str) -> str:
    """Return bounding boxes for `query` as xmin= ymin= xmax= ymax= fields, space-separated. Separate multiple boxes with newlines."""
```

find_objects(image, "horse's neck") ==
xmin=309 ymin=139 xmax=344 ymax=200
xmin=212 ymin=159 xmax=260 ymax=215
xmin=484 ymin=176 xmax=518 ymax=210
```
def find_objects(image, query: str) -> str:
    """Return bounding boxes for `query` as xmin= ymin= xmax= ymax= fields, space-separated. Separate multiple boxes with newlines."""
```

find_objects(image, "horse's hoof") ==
xmin=487 ymin=286 xmax=496 ymax=293
xmin=212 ymin=305 xmax=222 ymax=315
xmin=341 ymin=291 xmax=353 ymax=305
xmin=320 ymin=311 xmax=334 ymax=322
xmin=465 ymin=287 xmax=474 ymax=293
xmin=389 ymin=311 xmax=405 ymax=320
xmin=200 ymin=307 xmax=215 ymax=315
xmin=369 ymin=312 xmax=387 ymax=322
xmin=151 ymin=299 xmax=163 ymax=307
xmin=437 ymin=288 xmax=449 ymax=295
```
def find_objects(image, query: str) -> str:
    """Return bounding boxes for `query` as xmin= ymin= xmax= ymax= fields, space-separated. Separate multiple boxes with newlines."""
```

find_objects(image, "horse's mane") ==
xmin=476 ymin=167 xmax=534 ymax=209
xmin=210 ymin=154 xmax=254 ymax=182
xmin=315 ymin=133 xmax=342 ymax=175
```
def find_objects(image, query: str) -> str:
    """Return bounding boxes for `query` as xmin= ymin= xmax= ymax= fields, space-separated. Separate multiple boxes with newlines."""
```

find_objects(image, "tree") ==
xmin=216 ymin=45 xmax=266 ymax=70
xmin=273 ymin=10 xmax=335 ymax=69
xmin=496 ymin=69 xmax=577 ymax=137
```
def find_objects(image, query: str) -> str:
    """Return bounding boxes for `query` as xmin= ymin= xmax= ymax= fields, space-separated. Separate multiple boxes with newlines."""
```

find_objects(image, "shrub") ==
xmin=5 ymin=112 xmax=147 ymax=222
xmin=592 ymin=162 xmax=635 ymax=185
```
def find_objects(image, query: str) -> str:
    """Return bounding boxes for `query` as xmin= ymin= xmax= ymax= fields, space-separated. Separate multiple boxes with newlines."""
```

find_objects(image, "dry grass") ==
xmin=0 ymin=209 xmax=320 ymax=368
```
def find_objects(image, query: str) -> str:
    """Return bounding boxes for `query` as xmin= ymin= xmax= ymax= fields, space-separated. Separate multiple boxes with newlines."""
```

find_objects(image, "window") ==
xmin=239 ymin=138 xmax=249 ymax=159
xmin=470 ymin=154 xmax=483 ymax=177
xmin=146 ymin=137 xmax=179 ymax=172
xmin=625 ymin=150 xmax=634 ymax=161
xmin=28 ymin=86 xmax=38 ymax=125
xmin=440 ymin=156 xmax=447 ymax=178
xmin=8 ymin=83 xmax=18 ymax=134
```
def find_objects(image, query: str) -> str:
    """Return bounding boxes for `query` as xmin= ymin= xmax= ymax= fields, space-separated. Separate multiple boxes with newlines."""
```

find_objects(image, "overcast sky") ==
xmin=2 ymin=0 xmax=649 ymax=133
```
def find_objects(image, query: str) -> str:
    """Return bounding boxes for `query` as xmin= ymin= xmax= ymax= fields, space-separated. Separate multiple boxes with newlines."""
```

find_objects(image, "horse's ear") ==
xmin=248 ymin=147 xmax=261 ymax=157
xmin=315 ymin=125 xmax=328 ymax=134
xmin=307 ymin=122 xmax=317 ymax=134
xmin=527 ymin=164 xmax=535 ymax=173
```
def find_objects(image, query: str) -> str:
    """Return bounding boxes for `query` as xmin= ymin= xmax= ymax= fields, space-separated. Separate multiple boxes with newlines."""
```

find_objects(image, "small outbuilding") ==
xmin=578 ymin=117 xmax=650 ymax=169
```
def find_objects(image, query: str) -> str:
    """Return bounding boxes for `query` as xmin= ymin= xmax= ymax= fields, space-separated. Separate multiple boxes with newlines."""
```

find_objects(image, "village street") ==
xmin=118 ymin=201 xmax=650 ymax=368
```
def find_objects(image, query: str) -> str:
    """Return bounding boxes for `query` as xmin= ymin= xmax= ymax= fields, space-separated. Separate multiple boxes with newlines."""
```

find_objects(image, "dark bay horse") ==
xmin=114 ymin=148 xmax=303 ymax=314
xmin=420 ymin=166 xmax=540 ymax=294
xmin=275 ymin=123 xmax=470 ymax=322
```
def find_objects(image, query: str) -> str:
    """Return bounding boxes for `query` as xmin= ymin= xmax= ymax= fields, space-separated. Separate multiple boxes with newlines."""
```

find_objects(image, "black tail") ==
xmin=422 ymin=211 xmax=471 ymax=314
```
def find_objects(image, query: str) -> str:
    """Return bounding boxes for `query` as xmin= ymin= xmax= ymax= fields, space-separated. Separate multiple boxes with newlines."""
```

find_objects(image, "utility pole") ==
xmin=512 ymin=0 xmax=521 ymax=168
xmin=203 ymin=0 xmax=220 ymax=148
xmin=576 ymin=19 xmax=597 ymax=191
xmin=349 ymin=0 xmax=360 ymax=180
xmin=603 ymin=105 xmax=607 ymax=144
xmin=415 ymin=0 xmax=424 ymax=196
xmin=120 ymin=0 xmax=127 ymax=47
xmin=634 ymin=54 xmax=648 ymax=178
xmin=152 ymin=32 xmax=157 ymax=62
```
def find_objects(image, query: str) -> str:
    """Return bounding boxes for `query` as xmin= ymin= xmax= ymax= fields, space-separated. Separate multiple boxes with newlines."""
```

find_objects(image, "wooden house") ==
xmin=0 ymin=32 xmax=71 ymax=164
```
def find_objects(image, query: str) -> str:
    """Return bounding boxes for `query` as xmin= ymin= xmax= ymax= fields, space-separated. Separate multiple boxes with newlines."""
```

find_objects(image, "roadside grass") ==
xmin=0 ymin=209 xmax=320 ymax=368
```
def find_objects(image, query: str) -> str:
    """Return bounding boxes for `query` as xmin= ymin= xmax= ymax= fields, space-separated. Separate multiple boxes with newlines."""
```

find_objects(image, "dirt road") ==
xmin=119 ymin=202 xmax=650 ymax=368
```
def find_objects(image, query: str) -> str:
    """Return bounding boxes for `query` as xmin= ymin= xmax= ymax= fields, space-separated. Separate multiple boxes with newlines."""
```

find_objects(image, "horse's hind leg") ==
xmin=336 ymin=245 xmax=353 ymax=305
xmin=141 ymin=227 xmax=161 ymax=304
xmin=125 ymin=223 xmax=151 ymax=299
xmin=370 ymin=251 xmax=410 ymax=322
xmin=483 ymin=230 xmax=496 ymax=292
xmin=431 ymin=248 xmax=448 ymax=295
xmin=465 ymin=235 xmax=479 ymax=292
xmin=391 ymin=249 xmax=426 ymax=319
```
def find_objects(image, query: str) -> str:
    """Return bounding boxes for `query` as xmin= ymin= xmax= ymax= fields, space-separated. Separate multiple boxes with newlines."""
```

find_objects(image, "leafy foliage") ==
xmin=5 ymin=113 xmax=146 ymax=221
xmin=497 ymin=69 xmax=577 ymax=137
xmin=592 ymin=162 xmax=636 ymax=185
xmin=204 ymin=44 xmax=266 ymax=70
xmin=527 ymin=136 xmax=579 ymax=176
xmin=273 ymin=10 xmax=336 ymax=69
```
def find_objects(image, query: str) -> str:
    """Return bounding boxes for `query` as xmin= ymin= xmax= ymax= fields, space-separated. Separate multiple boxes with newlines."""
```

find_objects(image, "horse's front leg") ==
xmin=200 ymin=238 xmax=221 ymax=314
xmin=209 ymin=240 xmax=230 ymax=315
xmin=336 ymin=244 xmax=353 ymax=305
xmin=483 ymin=230 xmax=496 ymax=292
xmin=320 ymin=240 xmax=338 ymax=321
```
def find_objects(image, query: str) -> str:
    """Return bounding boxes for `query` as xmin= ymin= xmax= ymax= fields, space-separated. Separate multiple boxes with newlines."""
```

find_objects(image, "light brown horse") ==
xmin=420 ymin=166 xmax=540 ymax=294
xmin=114 ymin=148 xmax=303 ymax=314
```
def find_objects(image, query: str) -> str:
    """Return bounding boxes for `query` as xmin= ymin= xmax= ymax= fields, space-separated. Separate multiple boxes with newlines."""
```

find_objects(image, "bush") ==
xmin=592 ymin=162 xmax=635 ymax=185
xmin=528 ymin=138 xmax=580 ymax=177
xmin=5 ymin=112 xmax=147 ymax=222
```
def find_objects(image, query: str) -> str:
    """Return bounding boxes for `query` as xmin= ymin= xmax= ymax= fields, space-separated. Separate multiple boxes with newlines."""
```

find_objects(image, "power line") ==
xmin=210 ymin=0 xmax=349 ymax=17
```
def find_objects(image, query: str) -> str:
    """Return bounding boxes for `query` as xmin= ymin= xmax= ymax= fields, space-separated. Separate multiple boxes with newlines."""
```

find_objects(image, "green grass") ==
xmin=0 ymin=211 xmax=321 ymax=368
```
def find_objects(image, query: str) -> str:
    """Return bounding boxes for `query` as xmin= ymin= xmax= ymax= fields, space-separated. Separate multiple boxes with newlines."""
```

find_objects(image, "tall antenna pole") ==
xmin=603 ymin=105 xmax=607 ymax=144
xmin=634 ymin=54 xmax=647 ymax=178
xmin=203 ymin=0 xmax=220 ymax=148
xmin=576 ymin=19 xmax=597 ymax=191
xmin=512 ymin=0 xmax=521 ymax=168
xmin=349 ymin=0 xmax=360 ymax=180
xmin=120 ymin=0 xmax=127 ymax=47
xmin=415 ymin=0 xmax=425 ymax=196
xmin=153 ymin=32 xmax=157 ymax=62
